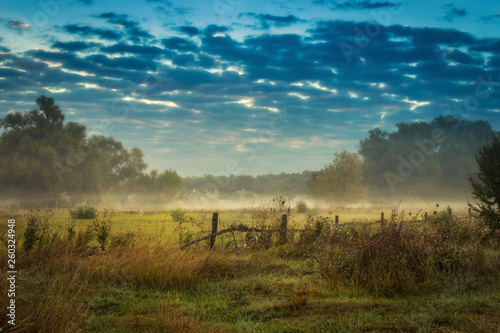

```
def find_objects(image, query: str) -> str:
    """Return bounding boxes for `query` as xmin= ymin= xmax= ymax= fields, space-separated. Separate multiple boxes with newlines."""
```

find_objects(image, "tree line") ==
xmin=358 ymin=115 xmax=498 ymax=199
xmin=0 ymin=96 xmax=498 ymax=208
xmin=0 ymin=96 xmax=182 ymax=208
xmin=183 ymin=116 xmax=498 ymax=202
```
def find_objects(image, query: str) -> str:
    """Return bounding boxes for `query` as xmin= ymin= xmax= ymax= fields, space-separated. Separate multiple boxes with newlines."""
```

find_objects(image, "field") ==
xmin=1 ymin=199 xmax=499 ymax=332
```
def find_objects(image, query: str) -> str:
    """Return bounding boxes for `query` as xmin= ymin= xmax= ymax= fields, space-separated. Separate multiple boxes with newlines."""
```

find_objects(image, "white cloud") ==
xmin=288 ymin=92 xmax=309 ymax=100
xmin=403 ymin=98 xmax=430 ymax=110
xmin=122 ymin=97 xmax=179 ymax=108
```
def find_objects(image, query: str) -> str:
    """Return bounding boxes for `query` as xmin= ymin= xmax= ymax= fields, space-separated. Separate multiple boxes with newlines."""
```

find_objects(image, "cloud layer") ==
xmin=0 ymin=2 xmax=498 ymax=176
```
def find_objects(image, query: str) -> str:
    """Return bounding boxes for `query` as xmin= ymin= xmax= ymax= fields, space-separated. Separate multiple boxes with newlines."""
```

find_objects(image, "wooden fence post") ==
xmin=210 ymin=212 xmax=218 ymax=249
xmin=448 ymin=208 xmax=452 ymax=216
xmin=424 ymin=212 xmax=428 ymax=221
xmin=335 ymin=215 xmax=339 ymax=225
xmin=380 ymin=212 xmax=384 ymax=222
xmin=279 ymin=214 xmax=288 ymax=244
xmin=468 ymin=207 xmax=472 ymax=223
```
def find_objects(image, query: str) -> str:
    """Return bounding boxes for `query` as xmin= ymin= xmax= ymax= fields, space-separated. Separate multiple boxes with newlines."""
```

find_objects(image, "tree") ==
xmin=136 ymin=169 xmax=183 ymax=207
xmin=358 ymin=115 xmax=496 ymax=198
xmin=315 ymin=151 xmax=367 ymax=202
xmin=469 ymin=136 xmax=500 ymax=231
xmin=116 ymin=147 xmax=148 ymax=207
xmin=89 ymin=135 xmax=129 ymax=192
xmin=0 ymin=96 xmax=98 ymax=206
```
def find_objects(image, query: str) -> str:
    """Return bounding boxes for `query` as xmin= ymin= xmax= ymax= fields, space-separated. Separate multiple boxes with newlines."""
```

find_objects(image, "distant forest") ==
xmin=183 ymin=115 xmax=499 ymax=201
xmin=0 ymin=96 xmax=498 ymax=208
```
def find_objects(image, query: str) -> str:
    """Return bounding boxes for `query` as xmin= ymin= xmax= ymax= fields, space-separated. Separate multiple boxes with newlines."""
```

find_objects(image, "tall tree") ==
xmin=0 ymin=96 xmax=96 ymax=206
xmin=136 ymin=169 xmax=182 ymax=207
xmin=315 ymin=151 xmax=367 ymax=202
xmin=469 ymin=136 xmax=500 ymax=231
xmin=89 ymin=135 xmax=129 ymax=192
xmin=116 ymin=147 xmax=148 ymax=207
xmin=358 ymin=115 xmax=496 ymax=198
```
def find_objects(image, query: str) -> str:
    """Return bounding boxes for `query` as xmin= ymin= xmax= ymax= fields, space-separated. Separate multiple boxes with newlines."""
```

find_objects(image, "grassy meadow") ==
xmin=1 ymin=199 xmax=499 ymax=332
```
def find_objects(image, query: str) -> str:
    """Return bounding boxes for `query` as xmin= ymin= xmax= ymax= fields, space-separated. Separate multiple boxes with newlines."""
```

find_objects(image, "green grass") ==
xmin=1 ymin=203 xmax=498 ymax=332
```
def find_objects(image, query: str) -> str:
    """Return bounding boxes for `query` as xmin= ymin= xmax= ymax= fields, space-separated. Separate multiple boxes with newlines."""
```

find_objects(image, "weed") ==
xmin=92 ymin=209 xmax=113 ymax=251
xmin=66 ymin=220 xmax=76 ymax=241
xmin=109 ymin=231 xmax=136 ymax=249
xmin=23 ymin=209 xmax=53 ymax=253
xmin=75 ymin=225 xmax=94 ymax=250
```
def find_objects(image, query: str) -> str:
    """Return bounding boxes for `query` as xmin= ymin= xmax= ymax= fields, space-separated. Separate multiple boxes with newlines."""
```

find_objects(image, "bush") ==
xmin=75 ymin=225 xmax=94 ymax=250
xmin=69 ymin=206 xmax=97 ymax=219
xmin=247 ymin=196 xmax=295 ymax=249
xmin=23 ymin=210 xmax=53 ymax=253
xmin=296 ymin=200 xmax=308 ymax=213
xmin=109 ymin=231 xmax=135 ymax=250
xmin=92 ymin=209 xmax=113 ymax=251
xmin=66 ymin=220 xmax=76 ymax=241
xmin=320 ymin=216 xmax=486 ymax=296
xmin=170 ymin=208 xmax=187 ymax=222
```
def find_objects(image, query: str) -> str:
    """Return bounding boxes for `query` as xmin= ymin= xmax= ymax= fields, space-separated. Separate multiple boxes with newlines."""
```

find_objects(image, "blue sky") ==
xmin=0 ymin=0 xmax=499 ymax=176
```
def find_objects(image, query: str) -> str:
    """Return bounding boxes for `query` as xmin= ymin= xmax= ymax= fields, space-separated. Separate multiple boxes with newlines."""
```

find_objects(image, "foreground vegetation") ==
xmin=1 ymin=201 xmax=499 ymax=332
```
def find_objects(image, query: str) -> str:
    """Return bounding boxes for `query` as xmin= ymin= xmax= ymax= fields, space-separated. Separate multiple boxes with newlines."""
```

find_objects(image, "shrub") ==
xmin=23 ymin=210 xmax=53 ymax=253
xmin=246 ymin=196 xmax=295 ymax=249
xmin=69 ymin=205 xmax=97 ymax=219
xmin=296 ymin=200 xmax=308 ymax=213
xmin=320 ymin=216 xmax=487 ymax=296
xmin=109 ymin=231 xmax=135 ymax=250
xmin=66 ymin=220 xmax=76 ymax=241
xmin=171 ymin=208 xmax=187 ymax=222
xmin=299 ymin=216 xmax=331 ymax=245
xmin=75 ymin=225 xmax=94 ymax=250
xmin=92 ymin=209 xmax=113 ymax=251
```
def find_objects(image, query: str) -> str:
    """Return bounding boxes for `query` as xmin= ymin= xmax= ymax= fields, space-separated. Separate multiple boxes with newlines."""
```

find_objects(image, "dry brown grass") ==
xmin=78 ymin=245 xmax=238 ymax=290
xmin=0 ymin=233 xmax=238 ymax=332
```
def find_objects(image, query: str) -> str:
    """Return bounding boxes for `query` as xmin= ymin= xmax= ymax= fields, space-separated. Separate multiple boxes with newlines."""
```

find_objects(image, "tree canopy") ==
xmin=313 ymin=151 xmax=367 ymax=202
xmin=0 ymin=96 xmax=181 ymax=208
xmin=358 ymin=115 xmax=497 ymax=199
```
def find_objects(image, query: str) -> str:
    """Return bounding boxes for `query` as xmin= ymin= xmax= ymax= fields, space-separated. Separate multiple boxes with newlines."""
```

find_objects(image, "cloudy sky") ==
xmin=0 ymin=0 xmax=499 ymax=176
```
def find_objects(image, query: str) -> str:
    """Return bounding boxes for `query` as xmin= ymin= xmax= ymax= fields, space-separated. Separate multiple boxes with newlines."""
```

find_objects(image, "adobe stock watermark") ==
xmin=384 ymin=73 xmax=499 ymax=192
xmin=339 ymin=0 xmax=408 ymax=64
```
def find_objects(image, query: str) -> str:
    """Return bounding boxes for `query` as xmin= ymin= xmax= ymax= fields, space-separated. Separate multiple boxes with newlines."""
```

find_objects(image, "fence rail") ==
xmin=177 ymin=208 xmax=471 ymax=250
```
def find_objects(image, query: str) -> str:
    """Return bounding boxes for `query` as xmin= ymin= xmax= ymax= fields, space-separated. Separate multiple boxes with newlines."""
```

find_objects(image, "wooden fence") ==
xmin=178 ymin=208 xmax=473 ymax=250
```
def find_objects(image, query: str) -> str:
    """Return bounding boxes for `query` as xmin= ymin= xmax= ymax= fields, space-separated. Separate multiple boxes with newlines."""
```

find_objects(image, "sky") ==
xmin=0 ymin=0 xmax=499 ymax=177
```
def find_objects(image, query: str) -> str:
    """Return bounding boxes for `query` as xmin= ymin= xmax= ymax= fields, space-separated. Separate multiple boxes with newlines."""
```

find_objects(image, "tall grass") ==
xmin=1 ymin=202 xmax=499 ymax=331
xmin=79 ymin=245 xmax=238 ymax=290
xmin=318 ymin=213 xmax=497 ymax=296
xmin=0 ymin=213 xmax=239 ymax=332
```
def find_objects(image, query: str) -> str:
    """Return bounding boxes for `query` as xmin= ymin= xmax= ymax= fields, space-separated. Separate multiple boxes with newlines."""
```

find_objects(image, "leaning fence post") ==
xmin=279 ymin=214 xmax=288 ymax=244
xmin=210 ymin=212 xmax=218 ymax=249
